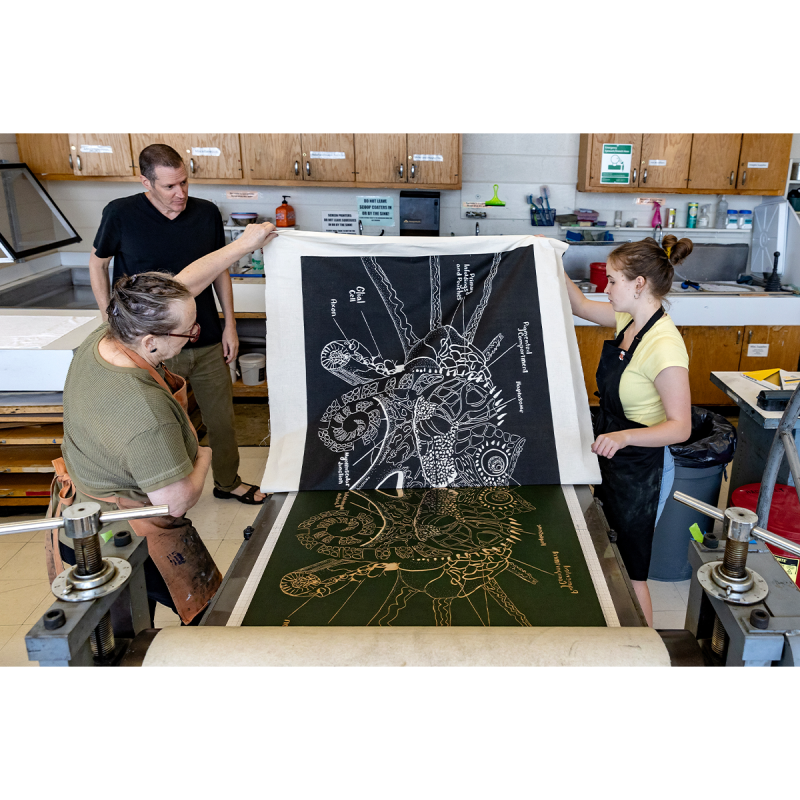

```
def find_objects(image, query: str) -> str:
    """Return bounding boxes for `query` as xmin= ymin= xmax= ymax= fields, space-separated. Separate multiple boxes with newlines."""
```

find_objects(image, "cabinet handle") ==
xmin=398 ymin=163 xmax=404 ymax=179
xmin=742 ymin=170 xmax=746 ymax=186
xmin=748 ymin=329 xmax=753 ymax=343
xmin=76 ymin=155 xmax=82 ymax=171
xmin=294 ymin=160 xmax=299 ymax=176
xmin=642 ymin=168 xmax=647 ymax=184
xmin=632 ymin=167 xmax=637 ymax=184
xmin=730 ymin=171 xmax=734 ymax=185
xmin=306 ymin=161 xmax=310 ymax=177
xmin=68 ymin=154 xmax=73 ymax=170
xmin=410 ymin=163 xmax=416 ymax=179
xmin=736 ymin=329 xmax=741 ymax=345
xmin=190 ymin=158 xmax=196 ymax=174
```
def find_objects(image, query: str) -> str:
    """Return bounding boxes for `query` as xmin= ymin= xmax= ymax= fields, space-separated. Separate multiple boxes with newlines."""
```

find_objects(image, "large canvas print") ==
xmin=261 ymin=232 xmax=600 ymax=493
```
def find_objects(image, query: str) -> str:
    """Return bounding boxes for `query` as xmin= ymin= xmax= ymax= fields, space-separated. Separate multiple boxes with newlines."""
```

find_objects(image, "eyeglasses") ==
xmin=164 ymin=322 xmax=201 ymax=343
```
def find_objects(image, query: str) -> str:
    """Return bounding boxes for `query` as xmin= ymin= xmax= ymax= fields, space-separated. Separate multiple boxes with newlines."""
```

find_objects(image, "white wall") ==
xmin=1 ymin=133 xmax=798 ymax=286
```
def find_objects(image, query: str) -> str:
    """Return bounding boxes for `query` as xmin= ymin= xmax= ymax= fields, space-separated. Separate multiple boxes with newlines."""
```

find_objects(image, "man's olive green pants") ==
xmin=165 ymin=342 xmax=242 ymax=493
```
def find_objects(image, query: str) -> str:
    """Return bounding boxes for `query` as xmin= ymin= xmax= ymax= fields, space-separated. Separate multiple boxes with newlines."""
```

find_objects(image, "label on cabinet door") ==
xmin=747 ymin=162 xmax=769 ymax=168
xmin=310 ymin=151 xmax=346 ymax=159
xmin=648 ymin=159 xmax=667 ymax=166
xmin=600 ymin=143 xmax=632 ymax=184
xmin=747 ymin=343 xmax=769 ymax=357
xmin=413 ymin=154 xmax=444 ymax=161
xmin=191 ymin=147 xmax=221 ymax=156
xmin=322 ymin=212 xmax=358 ymax=234
xmin=80 ymin=145 xmax=113 ymax=154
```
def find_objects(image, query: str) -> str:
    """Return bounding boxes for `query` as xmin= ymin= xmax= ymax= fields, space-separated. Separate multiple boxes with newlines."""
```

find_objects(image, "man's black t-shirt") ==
xmin=93 ymin=193 xmax=226 ymax=348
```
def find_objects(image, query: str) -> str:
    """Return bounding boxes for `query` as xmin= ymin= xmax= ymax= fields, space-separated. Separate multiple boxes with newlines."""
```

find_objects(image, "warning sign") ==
xmin=775 ymin=556 xmax=799 ymax=584
xmin=357 ymin=196 xmax=395 ymax=227
xmin=601 ymin=143 xmax=633 ymax=185
xmin=322 ymin=212 xmax=358 ymax=234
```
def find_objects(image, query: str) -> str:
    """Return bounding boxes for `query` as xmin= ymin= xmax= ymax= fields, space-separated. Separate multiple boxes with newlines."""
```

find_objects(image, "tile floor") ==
xmin=0 ymin=446 xmax=270 ymax=667
xmin=0 ymin=446 xmax=731 ymax=666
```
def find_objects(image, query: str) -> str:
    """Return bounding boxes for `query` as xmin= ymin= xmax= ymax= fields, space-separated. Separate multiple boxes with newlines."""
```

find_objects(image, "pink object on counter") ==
xmin=651 ymin=200 xmax=662 ymax=228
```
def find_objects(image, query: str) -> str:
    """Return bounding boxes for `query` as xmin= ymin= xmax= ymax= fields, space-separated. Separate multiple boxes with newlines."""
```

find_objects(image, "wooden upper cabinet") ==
xmin=687 ymin=134 xmax=742 ymax=191
xmin=300 ymin=134 xmax=355 ymax=182
xmin=354 ymin=134 xmax=407 ymax=183
xmin=737 ymin=134 xmax=794 ymax=193
xmin=130 ymin=134 xmax=242 ymax=180
xmin=16 ymin=134 xmax=73 ymax=174
xmin=68 ymin=134 xmax=133 ymax=176
xmin=407 ymin=134 xmax=460 ymax=185
xmin=580 ymin=134 xmax=643 ymax=190
xmin=639 ymin=134 xmax=692 ymax=189
xmin=240 ymin=134 xmax=302 ymax=181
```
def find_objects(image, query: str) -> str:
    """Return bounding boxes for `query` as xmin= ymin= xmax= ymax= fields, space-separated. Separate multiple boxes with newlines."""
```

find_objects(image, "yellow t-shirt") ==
xmin=615 ymin=311 xmax=689 ymax=427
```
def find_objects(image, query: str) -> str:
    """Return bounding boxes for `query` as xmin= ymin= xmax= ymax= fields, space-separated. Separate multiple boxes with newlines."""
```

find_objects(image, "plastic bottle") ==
xmin=698 ymin=205 xmax=710 ymax=228
xmin=275 ymin=195 xmax=296 ymax=227
xmin=715 ymin=195 xmax=728 ymax=229
xmin=738 ymin=209 xmax=753 ymax=230
xmin=250 ymin=248 xmax=264 ymax=272
xmin=651 ymin=200 xmax=662 ymax=228
xmin=726 ymin=210 xmax=740 ymax=229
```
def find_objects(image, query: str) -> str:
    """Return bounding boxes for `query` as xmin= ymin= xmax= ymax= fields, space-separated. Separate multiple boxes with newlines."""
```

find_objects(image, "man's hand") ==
xmin=221 ymin=324 xmax=239 ymax=365
xmin=591 ymin=430 xmax=631 ymax=459
xmin=238 ymin=221 xmax=278 ymax=253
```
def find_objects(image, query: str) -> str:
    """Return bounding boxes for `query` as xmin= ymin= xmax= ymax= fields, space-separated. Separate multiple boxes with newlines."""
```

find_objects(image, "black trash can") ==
xmin=648 ymin=407 xmax=737 ymax=582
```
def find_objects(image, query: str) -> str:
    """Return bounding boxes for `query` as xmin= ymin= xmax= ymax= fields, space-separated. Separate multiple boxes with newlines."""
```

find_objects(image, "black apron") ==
xmin=592 ymin=307 xmax=665 ymax=582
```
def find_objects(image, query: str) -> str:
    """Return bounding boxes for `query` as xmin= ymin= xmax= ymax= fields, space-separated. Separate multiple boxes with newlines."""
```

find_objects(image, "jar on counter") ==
xmin=738 ymin=209 xmax=753 ymax=230
xmin=726 ymin=210 xmax=740 ymax=229
xmin=687 ymin=202 xmax=699 ymax=229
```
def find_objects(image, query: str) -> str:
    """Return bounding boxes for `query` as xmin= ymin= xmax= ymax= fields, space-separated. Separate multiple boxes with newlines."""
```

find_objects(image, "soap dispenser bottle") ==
xmin=276 ymin=195 xmax=296 ymax=227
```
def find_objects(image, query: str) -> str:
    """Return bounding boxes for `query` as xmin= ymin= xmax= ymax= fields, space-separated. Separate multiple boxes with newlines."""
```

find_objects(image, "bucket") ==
xmin=590 ymin=262 xmax=608 ymax=292
xmin=239 ymin=353 xmax=266 ymax=386
xmin=731 ymin=484 xmax=800 ymax=585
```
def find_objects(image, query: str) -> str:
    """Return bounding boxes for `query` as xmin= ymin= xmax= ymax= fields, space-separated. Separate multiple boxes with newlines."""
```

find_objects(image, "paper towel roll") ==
xmin=142 ymin=626 xmax=670 ymax=667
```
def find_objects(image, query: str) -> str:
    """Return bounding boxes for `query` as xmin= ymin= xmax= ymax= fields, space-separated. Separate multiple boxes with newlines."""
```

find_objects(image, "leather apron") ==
xmin=46 ymin=340 xmax=222 ymax=624
xmin=592 ymin=307 xmax=665 ymax=582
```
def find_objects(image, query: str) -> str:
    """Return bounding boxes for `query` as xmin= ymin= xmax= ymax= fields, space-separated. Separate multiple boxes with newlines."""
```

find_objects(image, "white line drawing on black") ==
xmin=280 ymin=487 xmax=548 ymax=626
xmin=317 ymin=254 xmax=525 ymax=489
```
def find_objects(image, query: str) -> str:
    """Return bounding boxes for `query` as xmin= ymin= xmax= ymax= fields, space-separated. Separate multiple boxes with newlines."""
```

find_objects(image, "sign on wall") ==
xmin=600 ymin=144 xmax=633 ymax=184
xmin=357 ymin=196 xmax=395 ymax=226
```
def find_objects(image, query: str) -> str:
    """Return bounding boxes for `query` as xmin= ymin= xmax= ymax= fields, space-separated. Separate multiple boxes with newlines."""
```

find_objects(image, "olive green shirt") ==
xmin=62 ymin=324 xmax=198 ymax=503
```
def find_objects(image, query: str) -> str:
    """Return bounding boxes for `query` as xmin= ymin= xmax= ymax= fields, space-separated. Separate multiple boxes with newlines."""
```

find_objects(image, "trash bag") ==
xmin=668 ymin=406 xmax=737 ymax=468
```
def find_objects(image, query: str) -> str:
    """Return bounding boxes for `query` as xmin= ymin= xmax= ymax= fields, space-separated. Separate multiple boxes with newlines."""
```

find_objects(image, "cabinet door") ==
xmin=240 ymin=134 xmax=302 ymax=181
xmin=739 ymin=326 xmax=800 ymax=372
xmin=407 ymin=134 xmax=460 ymax=185
xmin=300 ymin=134 xmax=355 ymax=182
xmin=130 ymin=134 xmax=242 ymax=179
xmin=575 ymin=325 xmax=615 ymax=405
xmin=586 ymin=134 xmax=642 ymax=189
xmin=679 ymin=326 xmax=743 ymax=406
xmin=354 ymin=134 xmax=407 ymax=183
xmin=67 ymin=134 xmax=133 ymax=176
xmin=687 ymin=134 xmax=742 ymax=191
xmin=737 ymin=134 xmax=794 ymax=193
xmin=16 ymin=134 xmax=72 ymax=174
xmin=639 ymin=134 xmax=692 ymax=189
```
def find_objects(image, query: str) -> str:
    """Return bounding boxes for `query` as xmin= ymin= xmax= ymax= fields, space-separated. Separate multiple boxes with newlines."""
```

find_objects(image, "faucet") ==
xmin=475 ymin=222 xmax=480 ymax=236
xmin=653 ymin=224 xmax=663 ymax=245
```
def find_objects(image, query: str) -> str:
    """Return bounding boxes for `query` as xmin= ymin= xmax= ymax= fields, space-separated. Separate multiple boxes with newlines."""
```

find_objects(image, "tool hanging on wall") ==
xmin=484 ymin=184 xmax=505 ymax=206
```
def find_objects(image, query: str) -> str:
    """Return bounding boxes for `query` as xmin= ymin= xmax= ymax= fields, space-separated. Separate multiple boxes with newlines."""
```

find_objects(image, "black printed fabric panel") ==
xmin=297 ymin=246 xmax=560 ymax=490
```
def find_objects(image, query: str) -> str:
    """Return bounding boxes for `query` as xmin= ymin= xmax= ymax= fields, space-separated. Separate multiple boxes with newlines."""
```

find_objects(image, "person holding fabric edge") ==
xmin=49 ymin=222 xmax=278 ymax=626
xmin=88 ymin=143 xmax=266 ymax=505
xmin=563 ymin=234 xmax=692 ymax=626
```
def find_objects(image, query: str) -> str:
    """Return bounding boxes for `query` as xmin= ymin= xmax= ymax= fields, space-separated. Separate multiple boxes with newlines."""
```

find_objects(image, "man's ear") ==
xmin=140 ymin=174 xmax=151 ymax=191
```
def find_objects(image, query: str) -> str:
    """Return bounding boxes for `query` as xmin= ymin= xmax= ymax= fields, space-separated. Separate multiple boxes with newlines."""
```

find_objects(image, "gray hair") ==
xmin=139 ymin=143 xmax=185 ymax=183
xmin=106 ymin=272 xmax=192 ymax=345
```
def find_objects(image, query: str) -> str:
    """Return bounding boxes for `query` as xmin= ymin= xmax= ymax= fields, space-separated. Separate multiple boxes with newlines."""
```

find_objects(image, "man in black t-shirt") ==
xmin=89 ymin=143 xmax=266 ymax=505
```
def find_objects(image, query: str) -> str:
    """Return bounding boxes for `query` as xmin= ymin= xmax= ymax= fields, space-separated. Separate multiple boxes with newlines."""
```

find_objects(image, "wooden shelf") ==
xmin=0 ymin=445 xmax=62 ymax=473
xmin=0 ymin=424 xmax=63 ymax=445
xmin=231 ymin=379 xmax=269 ymax=398
xmin=0 ymin=472 xmax=52 ymax=499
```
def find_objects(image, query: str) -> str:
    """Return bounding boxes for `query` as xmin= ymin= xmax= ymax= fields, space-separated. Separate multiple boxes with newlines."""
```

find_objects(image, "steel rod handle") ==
xmin=0 ymin=505 xmax=170 ymax=537
xmin=673 ymin=491 xmax=800 ymax=558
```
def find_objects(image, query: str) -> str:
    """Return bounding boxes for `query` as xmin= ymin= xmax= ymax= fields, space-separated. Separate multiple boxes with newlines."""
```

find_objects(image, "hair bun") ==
xmin=662 ymin=234 xmax=693 ymax=266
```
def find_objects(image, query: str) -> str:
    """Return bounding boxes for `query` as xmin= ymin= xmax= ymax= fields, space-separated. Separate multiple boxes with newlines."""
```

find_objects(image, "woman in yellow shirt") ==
xmin=565 ymin=234 xmax=692 ymax=626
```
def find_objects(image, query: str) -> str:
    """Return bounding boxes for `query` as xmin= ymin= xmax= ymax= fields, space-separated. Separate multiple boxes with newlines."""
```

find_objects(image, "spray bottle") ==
xmin=276 ymin=195 xmax=296 ymax=228
xmin=651 ymin=200 xmax=662 ymax=228
xmin=715 ymin=195 xmax=728 ymax=229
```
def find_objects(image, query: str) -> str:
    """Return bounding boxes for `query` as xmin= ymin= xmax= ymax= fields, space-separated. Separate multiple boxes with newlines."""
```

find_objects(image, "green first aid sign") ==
xmin=600 ymin=143 xmax=633 ymax=184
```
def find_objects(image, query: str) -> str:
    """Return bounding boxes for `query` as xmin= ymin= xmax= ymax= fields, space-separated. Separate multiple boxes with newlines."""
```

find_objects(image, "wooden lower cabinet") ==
xmin=679 ymin=326 xmax=743 ymax=406
xmin=738 ymin=326 xmax=800 ymax=373
xmin=575 ymin=325 xmax=614 ymax=405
